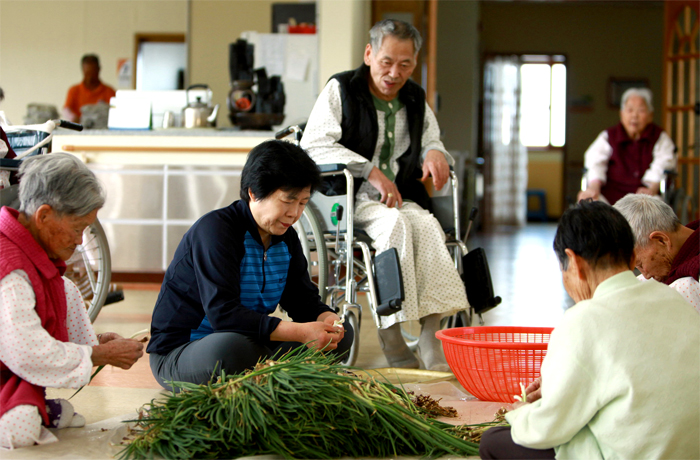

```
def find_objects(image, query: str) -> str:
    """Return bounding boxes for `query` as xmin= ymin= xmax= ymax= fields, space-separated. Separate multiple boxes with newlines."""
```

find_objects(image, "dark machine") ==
xmin=228 ymin=39 xmax=286 ymax=130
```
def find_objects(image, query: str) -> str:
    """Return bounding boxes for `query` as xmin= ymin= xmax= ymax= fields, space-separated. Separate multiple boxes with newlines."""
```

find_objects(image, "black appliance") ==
xmin=228 ymin=39 xmax=286 ymax=130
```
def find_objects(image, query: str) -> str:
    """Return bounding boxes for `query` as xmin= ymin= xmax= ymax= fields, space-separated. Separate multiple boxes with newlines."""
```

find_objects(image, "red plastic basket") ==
xmin=436 ymin=326 xmax=553 ymax=403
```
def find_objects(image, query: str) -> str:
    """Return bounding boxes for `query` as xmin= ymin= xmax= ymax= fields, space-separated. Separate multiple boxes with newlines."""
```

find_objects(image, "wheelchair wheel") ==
xmin=65 ymin=219 xmax=112 ymax=323
xmin=339 ymin=308 xmax=360 ymax=367
xmin=293 ymin=208 xmax=329 ymax=302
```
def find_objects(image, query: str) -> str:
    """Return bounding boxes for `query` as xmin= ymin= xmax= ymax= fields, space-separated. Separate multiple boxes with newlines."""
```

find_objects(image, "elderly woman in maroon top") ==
xmin=614 ymin=194 xmax=699 ymax=312
xmin=577 ymin=88 xmax=676 ymax=205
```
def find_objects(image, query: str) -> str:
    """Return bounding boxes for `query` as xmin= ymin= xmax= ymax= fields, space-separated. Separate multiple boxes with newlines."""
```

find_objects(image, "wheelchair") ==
xmin=276 ymin=126 xmax=501 ymax=366
xmin=580 ymin=166 xmax=694 ymax=224
xmin=0 ymin=119 xmax=116 ymax=322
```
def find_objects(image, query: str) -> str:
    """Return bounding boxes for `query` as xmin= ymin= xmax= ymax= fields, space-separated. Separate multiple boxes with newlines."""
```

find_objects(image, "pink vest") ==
xmin=0 ymin=207 xmax=68 ymax=425
xmin=601 ymin=122 xmax=664 ymax=205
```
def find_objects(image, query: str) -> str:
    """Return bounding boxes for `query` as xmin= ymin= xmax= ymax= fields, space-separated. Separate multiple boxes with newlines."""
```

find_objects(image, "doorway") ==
xmin=133 ymin=34 xmax=186 ymax=90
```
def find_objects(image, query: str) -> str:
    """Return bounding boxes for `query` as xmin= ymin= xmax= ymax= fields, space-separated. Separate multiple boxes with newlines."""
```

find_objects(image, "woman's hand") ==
xmin=577 ymin=189 xmax=599 ymax=201
xmin=320 ymin=312 xmax=345 ymax=342
xmin=271 ymin=314 xmax=345 ymax=351
xmin=300 ymin=321 xmax=343 ymax=351
xmin=91 ymin=338 xmax=144 ymax=369
xmin=96 ymin=332 xmax=123 ymax=345
xmin=636 ymin=182 xmax=659 ymax=196
xmin=524 ymin=377 xmax=542 ymax=403
xmin=578 ymin=180 xmax=602 ymax=202
xmin=512 ymin=377 xmax=542 ymax=410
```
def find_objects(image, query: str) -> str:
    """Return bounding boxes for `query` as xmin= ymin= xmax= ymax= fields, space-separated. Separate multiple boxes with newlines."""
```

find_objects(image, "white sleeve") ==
xmin=0 ymin=271 xmax=93 ymax=389
xmin=583 ymin=131 xmax=613 ymax=184
xmin=300 ymin=79 xmax=373 ymax=179
xmin=420 ymin=102 xmax=453 ymax=165
xmin=641 ymin=131 xmax=677 ymax=186
xmin=63 ymin=277 xmax=99 ymax=346
xmin=669 ymin=277 xmax=700 ymax=314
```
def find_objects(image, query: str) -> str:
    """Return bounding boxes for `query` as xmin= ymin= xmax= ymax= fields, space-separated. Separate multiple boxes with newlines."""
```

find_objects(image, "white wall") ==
xmin=189 ymin=0 xmax=369 ymax=128
xmin=317 ymin=0 xmax=370 ymax=84
xmin=0 ymin=0 xmax=187 ymax=124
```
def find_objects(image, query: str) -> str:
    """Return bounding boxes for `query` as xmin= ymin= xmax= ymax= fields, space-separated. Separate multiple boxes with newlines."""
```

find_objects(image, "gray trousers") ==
xmin=150 ymin=326 xmax=354 ymax=391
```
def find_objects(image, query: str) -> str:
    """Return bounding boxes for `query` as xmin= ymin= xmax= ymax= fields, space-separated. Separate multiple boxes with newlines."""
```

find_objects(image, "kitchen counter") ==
xmin=54 ymin=127 xmax=275 ymax=166
xmin=53 ymin=128 xmax=279 ymax=274
xmin=55 ymin=127 xmax=276 ymax=136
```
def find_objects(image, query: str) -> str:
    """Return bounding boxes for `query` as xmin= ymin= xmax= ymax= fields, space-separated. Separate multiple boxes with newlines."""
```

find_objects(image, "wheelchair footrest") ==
xmin=373 ymin=248 xmax=404 ymax=316
xmin=462 ymin=247 xmax=502 ymax=315
xmin=104 ymin=285 xmax=125 ymax=306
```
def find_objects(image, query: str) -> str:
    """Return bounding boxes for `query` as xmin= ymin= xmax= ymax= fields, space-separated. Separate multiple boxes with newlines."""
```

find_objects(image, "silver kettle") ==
xmin=182 ymin=84 xmax=220 ymax=128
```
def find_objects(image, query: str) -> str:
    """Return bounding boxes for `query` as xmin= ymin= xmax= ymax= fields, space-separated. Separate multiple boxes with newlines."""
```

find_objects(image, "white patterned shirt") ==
xmin=301 ymin=78 xmax=452 ymax=202
xmin=637 ymin=273 xmax=700 ymax=314
xmin=0 ymin=270 xmax=97 ymax=390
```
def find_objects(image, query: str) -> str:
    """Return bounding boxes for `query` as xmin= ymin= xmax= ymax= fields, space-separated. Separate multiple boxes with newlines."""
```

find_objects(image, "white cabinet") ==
xmin=54 ymin=130 xmax=271 ymax=272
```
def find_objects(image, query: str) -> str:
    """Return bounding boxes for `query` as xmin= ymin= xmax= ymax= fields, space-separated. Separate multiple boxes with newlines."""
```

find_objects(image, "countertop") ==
xmin=56 ymin=127 xmax=276 ymax=137
xmin=52 ymin=127 xmax=276 ymax=166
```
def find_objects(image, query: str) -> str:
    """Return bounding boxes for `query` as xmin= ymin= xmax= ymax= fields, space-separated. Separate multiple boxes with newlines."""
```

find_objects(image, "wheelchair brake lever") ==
xmin=462 ymin=207 xmax=478 ymax=245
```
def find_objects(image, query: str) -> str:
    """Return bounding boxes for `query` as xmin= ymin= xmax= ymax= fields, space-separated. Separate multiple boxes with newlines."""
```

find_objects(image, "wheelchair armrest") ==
xmin=318 ymin=163 xmax=347 ymax=174
xmin=0 ymin=158 xmax=21 ymax=170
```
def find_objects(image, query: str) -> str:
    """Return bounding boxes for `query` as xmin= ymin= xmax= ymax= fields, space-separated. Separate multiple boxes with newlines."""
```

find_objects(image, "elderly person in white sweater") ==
xmin=479 ymin=200 xmax=699 ymax=460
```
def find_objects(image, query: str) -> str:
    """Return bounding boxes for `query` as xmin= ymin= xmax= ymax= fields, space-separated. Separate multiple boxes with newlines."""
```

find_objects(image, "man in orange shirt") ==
xmin=62 ymin=54 xmax=115 ymax=123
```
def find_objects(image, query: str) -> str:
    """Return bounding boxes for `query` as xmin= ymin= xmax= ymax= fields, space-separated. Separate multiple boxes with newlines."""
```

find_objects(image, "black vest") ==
xmin=329 ymin=64 xmax=431 ymax=210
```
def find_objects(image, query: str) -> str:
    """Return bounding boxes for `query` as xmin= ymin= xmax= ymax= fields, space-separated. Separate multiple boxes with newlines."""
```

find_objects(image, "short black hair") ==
xmin=81 ymin=54 xmax=100 ymax=67
xmin=553 ymin=200 xmax=634 ymax=270
xmin=240 ymin=140 xmax=322 ymax=203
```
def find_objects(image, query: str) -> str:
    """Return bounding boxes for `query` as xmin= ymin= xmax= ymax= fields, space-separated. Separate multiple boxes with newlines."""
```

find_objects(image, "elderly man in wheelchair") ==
xmin=298 ymin=19 xmax=475 ymax=371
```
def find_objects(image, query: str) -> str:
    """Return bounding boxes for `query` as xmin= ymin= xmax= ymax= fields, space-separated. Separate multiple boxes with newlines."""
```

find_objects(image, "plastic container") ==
xmin=436 ymin=326 xmax=553 ymax=403
xmin=288 ymin=24 xmax=316 ymax=34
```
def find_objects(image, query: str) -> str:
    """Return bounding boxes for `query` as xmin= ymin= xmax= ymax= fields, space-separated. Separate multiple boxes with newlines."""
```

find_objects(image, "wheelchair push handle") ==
xmin=275 ymin=125 xmax=304 ymax=143
xmin=57 ymin=120 xmax=83 ymax=131
xmin=8 ymin=119 xmax=83 ymax=160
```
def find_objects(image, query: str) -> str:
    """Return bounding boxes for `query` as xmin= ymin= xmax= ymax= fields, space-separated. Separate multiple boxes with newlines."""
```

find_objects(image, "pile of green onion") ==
xmin=118 ymin=347 xmax=494 ymax=459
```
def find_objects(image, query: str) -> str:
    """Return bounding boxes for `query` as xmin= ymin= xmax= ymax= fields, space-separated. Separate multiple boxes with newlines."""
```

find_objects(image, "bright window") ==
xmin=519 ymin=55 xmax=566 ymax=148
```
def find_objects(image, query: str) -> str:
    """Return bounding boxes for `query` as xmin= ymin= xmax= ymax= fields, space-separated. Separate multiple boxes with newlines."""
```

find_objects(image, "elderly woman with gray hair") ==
xmin=0 ymin=153 xmax=144 ymax=449
xmin=614 ymin=194 xmax=699 ymax=312
xmin=577 ymin=88 xmax=676 ymax=205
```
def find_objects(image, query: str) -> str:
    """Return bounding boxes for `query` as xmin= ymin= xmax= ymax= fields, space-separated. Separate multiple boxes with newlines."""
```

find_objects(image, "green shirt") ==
xmin=372 ymin=94 xmax=404 ymax=182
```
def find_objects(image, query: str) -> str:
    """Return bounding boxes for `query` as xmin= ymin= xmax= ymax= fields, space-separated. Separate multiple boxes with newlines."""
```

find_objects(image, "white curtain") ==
xmin=484 ymin=56 xmax=528 ymax=227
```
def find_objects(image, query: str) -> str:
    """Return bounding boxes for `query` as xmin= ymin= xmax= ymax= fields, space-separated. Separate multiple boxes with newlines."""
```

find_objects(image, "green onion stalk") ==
xmin=118 ymin=347 xmax=503 ymax=459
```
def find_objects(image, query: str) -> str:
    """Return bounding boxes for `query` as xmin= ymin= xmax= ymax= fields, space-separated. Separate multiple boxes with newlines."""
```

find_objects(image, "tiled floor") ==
xmin=0 ymin=222 xmax=571 ymax=459
xmin=472 ymin=223 xmax=573 ymax=327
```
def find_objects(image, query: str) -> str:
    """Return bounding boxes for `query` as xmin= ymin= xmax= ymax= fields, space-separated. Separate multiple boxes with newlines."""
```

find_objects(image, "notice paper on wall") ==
xmin=240 ymin=32 xmax=319 ymax=126
xmin=285 ymin=53 xmax=309 ymax=82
